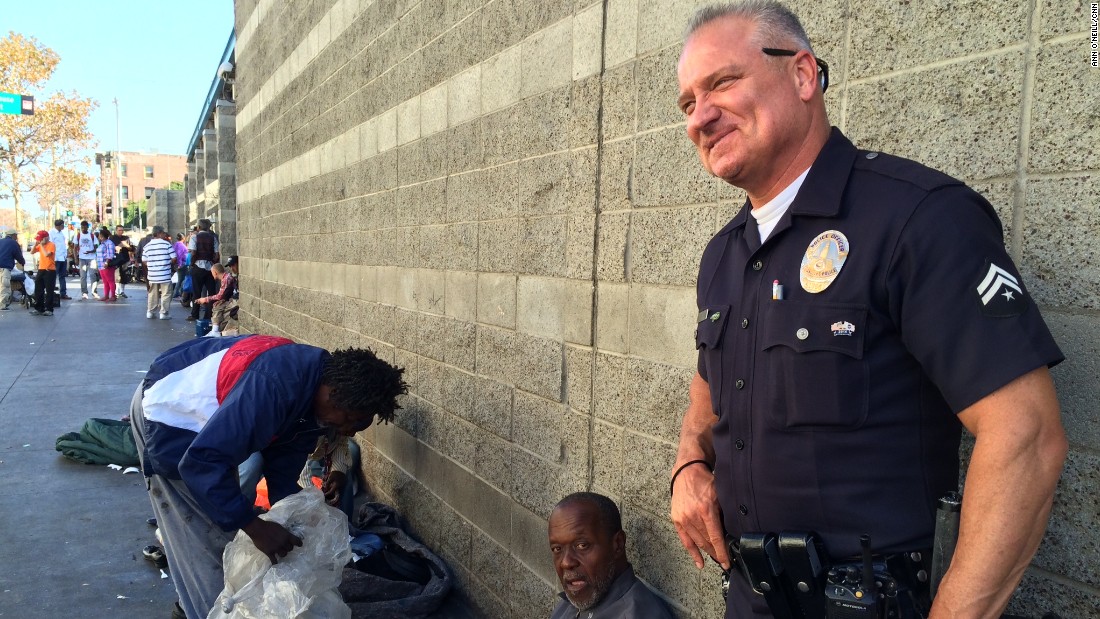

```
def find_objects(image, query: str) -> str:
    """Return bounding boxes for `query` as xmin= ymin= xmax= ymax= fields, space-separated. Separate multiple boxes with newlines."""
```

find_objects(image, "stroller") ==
xmin=9 ymin=268 xmax=31 ymax=308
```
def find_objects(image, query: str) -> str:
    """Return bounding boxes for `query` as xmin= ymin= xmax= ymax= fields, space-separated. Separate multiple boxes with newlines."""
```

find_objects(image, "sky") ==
xmin=1 ymin=0 xmax=235 ymax=216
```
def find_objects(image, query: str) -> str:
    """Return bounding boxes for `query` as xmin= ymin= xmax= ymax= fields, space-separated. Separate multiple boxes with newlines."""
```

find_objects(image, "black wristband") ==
xmin=670 ymin=459 xmax=712 ymax=497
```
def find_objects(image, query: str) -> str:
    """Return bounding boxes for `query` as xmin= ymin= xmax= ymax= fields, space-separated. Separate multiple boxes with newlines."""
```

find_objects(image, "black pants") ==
xmin=189 ymin=266 xmax=217 ymax=320
xmin=34 ymin=269 xmax=57 ymax=312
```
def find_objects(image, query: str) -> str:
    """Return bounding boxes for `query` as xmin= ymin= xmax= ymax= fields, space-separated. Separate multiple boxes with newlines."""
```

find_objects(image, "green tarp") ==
xmin=56 ymin=418 xmax=140 ymax=466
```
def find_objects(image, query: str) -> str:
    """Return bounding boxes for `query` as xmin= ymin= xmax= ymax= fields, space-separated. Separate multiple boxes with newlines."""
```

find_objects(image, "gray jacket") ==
xmin=550 ymin=565 xmax=674 ymax=619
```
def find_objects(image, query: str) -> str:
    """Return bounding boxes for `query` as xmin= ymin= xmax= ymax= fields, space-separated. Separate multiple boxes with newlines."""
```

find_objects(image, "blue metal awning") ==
xmin=187 ymin=30 xmax=236 ymax=158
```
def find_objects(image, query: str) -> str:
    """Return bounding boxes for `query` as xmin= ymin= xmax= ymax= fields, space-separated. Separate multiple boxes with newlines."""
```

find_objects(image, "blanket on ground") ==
xmin=55 ymin=418 xmax=139 ymax=466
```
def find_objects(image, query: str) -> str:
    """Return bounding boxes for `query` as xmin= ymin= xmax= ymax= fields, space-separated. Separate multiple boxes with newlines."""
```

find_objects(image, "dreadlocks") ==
xmin=322 ymin=348 xmax=407 ymax=424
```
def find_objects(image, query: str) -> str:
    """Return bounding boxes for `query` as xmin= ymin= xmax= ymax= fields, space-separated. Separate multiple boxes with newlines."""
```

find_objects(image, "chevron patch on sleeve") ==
xmin=976 ymin=261 xmax=1027 ymax=317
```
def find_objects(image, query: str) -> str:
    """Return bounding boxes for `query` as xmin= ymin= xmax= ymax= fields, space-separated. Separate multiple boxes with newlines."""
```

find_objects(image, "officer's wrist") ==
xmin=670 ymin=459 xmax=713 ymax=498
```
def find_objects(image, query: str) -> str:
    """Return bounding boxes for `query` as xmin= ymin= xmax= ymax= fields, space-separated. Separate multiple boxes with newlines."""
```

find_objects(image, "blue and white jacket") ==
xmin=140 ymin=335 xmax=330 ymax=531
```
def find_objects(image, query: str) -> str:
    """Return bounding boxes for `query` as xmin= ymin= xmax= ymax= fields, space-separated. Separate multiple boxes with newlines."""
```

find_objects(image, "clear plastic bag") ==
xmin=209 ymin=486 xmax=353 ymax=619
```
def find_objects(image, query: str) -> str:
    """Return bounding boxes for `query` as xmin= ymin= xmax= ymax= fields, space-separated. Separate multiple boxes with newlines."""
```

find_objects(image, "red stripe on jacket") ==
xmin=216 ymin=336 xmax=295 ymax=404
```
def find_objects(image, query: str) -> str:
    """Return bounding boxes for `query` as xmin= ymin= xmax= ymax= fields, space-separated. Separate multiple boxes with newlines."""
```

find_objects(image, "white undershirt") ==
xmin=751 ymin=167 xmax=811 ymax=243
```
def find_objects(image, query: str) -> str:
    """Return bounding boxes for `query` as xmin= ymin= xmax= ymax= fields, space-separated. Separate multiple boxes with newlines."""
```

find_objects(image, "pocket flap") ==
xmin=695 ymin=305 xmax=731 ymax=349
xmin=761 ymin=301 xmax=867 ymax=359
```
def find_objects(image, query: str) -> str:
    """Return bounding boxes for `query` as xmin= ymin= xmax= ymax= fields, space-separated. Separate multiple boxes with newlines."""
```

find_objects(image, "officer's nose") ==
xmin=685 ymin=94 xmax=721 ymax=141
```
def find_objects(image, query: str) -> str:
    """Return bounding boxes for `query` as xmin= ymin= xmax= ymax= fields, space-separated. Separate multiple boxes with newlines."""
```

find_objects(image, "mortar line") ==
xmin=845 ymin=42 xmax=1030 ymax=87
xmin=837 ymin=0 xmax=853 ymax=131
xmin=585 ymin=0 xmax=612 ymax=493
xmin=1011 ymin=0 xmax=1043 ymax=260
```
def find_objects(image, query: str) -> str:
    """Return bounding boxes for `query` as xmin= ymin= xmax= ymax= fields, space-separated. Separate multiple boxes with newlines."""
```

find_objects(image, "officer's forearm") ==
xmin=673 ymin=372 xmax=717 ymax=468
xmin=930 ymin=370 xmax=1066 ymax=618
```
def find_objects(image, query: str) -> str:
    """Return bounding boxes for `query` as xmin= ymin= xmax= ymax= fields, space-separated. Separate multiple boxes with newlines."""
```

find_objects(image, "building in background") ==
xmin=93 ymin=150 xmax=186 ymax=226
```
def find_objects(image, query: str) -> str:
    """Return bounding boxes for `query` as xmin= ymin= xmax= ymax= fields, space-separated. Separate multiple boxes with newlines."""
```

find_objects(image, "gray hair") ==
xmin=152 ymin=225 xmax=166 ymax=235
xmin=685 ymin=1 xmax=814 ymax=54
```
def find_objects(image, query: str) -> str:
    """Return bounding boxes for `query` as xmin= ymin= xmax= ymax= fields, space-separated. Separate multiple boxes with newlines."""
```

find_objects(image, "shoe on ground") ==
xmin=61 ymin=295 xmax=72 ymax=300
xmin=146 ymin=311 xmax=155 ymax=319
xmin=159 ymin=314 xmax=170 ymax=320
xmin=0 ymin=305 xmax=9 ymax=311
xmin=28 ymin=309 xmax=41 ymax=316
xmin=185 ymin=315 xmax=196 ymax=322
xmin=146 ymin=517 xmax=157 ymax=527
xmin=119 ymin=292 xmax=128 ymax=298
xmin=142 ymin=544 xmax=168 ymax=569
xmin=92 ymin=293 xmax=100 ymax=299
xmin=81 ymin=293 xmax=88 ymax=300
xmin=42 ymin=311 xmax=53 ymax=316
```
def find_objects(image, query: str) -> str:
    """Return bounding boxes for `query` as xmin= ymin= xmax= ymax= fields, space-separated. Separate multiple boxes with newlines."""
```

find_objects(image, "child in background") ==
xmin=194 ymin=256 xmax=238 ymax=337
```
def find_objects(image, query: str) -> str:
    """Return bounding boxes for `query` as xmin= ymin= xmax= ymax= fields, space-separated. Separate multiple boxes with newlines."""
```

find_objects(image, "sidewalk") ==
xmin=0 ymin=278 xmax=192 ymax=617
xmin=0 ymin=277 xmax=476 ymax=619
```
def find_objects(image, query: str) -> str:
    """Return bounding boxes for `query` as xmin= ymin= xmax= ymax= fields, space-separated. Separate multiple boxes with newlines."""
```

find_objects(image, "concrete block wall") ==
xmin=232 ymin=0 xmax=1099 ymax=616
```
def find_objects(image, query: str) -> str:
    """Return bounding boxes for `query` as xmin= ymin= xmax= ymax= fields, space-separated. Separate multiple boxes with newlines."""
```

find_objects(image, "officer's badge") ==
xmin=800 ymin=230 xmax=849 ymax=293
xmin=831 ymin=321 xmax=855 ymax=336
xmin=976 ymin=261 xmax=1027 ymax=317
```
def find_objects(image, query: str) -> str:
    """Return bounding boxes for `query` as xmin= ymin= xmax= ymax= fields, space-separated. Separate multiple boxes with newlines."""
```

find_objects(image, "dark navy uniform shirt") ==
xmin=695 ymin=129 xmax=1062 ymax=614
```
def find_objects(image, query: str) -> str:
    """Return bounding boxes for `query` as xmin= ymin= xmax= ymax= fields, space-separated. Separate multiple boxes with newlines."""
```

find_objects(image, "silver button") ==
xmin=865 ymin=152 xmax=879 ymax=159
xmin=796 ymin=328 xmax=809 ymax=340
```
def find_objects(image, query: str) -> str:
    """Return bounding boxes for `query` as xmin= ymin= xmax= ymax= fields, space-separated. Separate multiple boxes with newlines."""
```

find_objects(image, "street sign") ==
xmin=0 ymin=92 xmax=34 ymax=115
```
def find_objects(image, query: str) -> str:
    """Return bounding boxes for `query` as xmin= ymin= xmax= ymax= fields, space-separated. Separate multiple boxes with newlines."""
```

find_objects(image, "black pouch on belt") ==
xmin=739 ymin=532 xmax=799 ymax=619
xmin=779 ymin=531 xmax=829 ymax=618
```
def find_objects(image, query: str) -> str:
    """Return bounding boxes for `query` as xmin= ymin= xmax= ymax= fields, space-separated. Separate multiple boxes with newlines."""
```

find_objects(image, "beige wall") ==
xmin=231 ymin=0 xmax=1100 ymax=616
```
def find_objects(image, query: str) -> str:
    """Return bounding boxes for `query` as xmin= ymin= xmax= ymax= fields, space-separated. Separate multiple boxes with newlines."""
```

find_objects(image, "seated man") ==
xmin=130 ymin=335 xmax=407 ymax=619
xmin=548 ymin=492 xmax=673 ymax=619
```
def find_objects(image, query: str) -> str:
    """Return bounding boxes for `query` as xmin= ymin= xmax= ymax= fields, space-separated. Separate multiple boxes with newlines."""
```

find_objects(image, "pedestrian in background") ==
xmin=75 ymin=221 xmax=98 ymax=300
xmin=0 ymin=230 xmax=26 ymax=311
xmin=96 ymin=228 xmax=117 ymax=302
xmin=111 ymin=225 xmax=134 ymax=299
xmin=29 ymin=230 xmax=57 ymax=316
xmin=187 ymin=219 xmax=220 ymax=330
xmin=194 ymin=257 xmax=237 ymax=337
xmin=48 ymin=219 xmax=72 ymax=300
xmin=142 ymin=226 xmax=176 ymax=320
xmin=171 ymin=232 xmax=189 ymax=299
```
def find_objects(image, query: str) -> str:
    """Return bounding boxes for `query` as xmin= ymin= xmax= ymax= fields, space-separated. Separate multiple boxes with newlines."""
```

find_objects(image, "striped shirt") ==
xmin=142 ymin=238 xmax=175 ymax=283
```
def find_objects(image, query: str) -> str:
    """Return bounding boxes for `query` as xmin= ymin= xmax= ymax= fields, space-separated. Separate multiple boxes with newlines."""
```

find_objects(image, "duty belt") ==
xmin=724 ymin=532 xmax=933 ymax=619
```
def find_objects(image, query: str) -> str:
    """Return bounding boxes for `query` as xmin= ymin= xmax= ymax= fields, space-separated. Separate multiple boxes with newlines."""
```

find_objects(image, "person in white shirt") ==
xmin=48 ymin=219 xmax=72 ymax=300
xmin=74 ymin=221 xmax=99 ymax=300
xmin=141 ymin=226 xmax=177 ymax=319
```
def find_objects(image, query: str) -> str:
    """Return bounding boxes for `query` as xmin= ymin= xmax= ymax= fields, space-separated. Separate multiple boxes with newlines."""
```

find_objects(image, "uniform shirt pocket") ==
xmin=759 ymin=301 xmax=869 ymax=431
xmin=696 ymin=305 xmax=731 ymax=350
xmin=695 ymin=305 xmax=730 ymax=416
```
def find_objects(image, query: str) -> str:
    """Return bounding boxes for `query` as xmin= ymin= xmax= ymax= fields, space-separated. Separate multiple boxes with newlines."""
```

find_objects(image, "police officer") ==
xmin=668 ymin=3 xmax=1067 ymax=618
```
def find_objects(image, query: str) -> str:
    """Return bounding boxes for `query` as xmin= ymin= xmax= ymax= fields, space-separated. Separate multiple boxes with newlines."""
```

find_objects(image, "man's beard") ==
xmin=564 ymin=562 xmax=618 ymax=611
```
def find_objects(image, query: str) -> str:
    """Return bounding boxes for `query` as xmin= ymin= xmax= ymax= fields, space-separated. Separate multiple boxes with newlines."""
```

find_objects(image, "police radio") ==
xmin=824 ymin=535 xmax=899 ymax=619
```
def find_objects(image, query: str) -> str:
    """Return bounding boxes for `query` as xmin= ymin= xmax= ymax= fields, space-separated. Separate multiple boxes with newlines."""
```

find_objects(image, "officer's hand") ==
xmin=241 ymin=517 xmax=303 ymax=564
xmin=671 ymin=463 xmax=730 ymax=570
xmin=321 ymin=471 xmax=346 ymax=506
